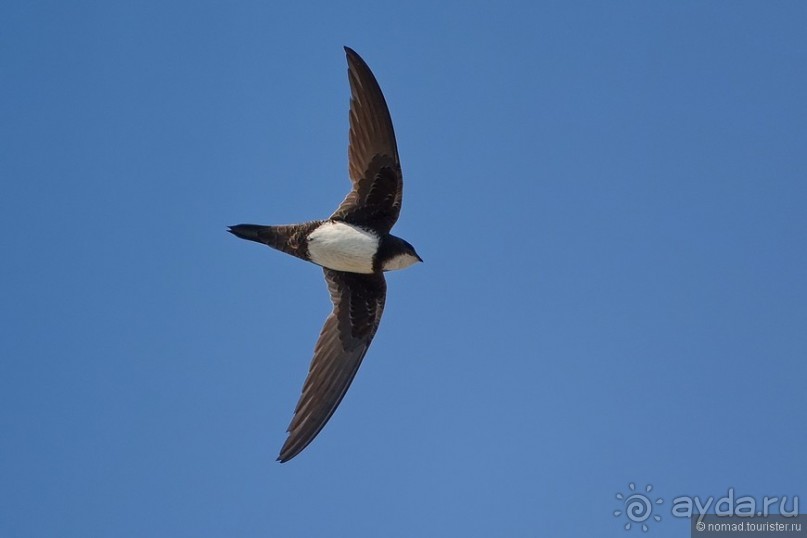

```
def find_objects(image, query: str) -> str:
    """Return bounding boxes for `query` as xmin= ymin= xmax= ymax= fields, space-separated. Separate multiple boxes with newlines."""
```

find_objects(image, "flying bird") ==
xmin=229 ymin=47 xmax=421 ymax=463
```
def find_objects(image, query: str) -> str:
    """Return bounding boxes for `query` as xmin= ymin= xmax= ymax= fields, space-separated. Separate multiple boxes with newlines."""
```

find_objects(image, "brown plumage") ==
xmin=228 ymin=46 xmax=420 ymax=463
xmin=277 ymin=269 xmax=386 ymax=462
xmin=331 ymin=47 xmax=403 ymax=234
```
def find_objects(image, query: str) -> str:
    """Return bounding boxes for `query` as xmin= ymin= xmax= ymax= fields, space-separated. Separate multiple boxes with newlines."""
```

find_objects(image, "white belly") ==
xmin=307 ymin=221 xmax=379 ymax=274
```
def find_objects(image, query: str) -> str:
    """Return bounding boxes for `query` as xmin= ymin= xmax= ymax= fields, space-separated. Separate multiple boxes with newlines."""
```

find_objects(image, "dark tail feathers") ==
xmin=228 ymin=222 xmax=320 ymax=260
xmin=228 ymin=224 xmax=274 ymax=244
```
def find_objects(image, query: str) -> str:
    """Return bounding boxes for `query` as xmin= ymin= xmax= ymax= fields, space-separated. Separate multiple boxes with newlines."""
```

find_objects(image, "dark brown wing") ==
xmin=277 ymin=268 xmax=387 ymax=462
xmin=330 ymin=47 xmax=403 ymax=234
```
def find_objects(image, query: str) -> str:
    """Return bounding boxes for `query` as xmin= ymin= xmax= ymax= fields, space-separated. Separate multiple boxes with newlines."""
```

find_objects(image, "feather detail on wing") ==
xmin=277 ymin=268 xmax=387 ymax=462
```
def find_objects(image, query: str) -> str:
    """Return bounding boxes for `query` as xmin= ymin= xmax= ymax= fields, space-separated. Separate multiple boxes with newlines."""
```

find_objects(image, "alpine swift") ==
xmin=228 ymin=47 xmax=421 ymax=462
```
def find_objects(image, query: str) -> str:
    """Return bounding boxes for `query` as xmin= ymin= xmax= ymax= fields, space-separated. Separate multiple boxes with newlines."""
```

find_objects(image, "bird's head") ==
xmin=380 ymin=235 xmax=422 ymax=272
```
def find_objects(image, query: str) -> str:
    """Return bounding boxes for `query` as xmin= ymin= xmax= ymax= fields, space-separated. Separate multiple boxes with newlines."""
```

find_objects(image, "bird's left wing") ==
xmin=277 ymin=268 xmax=387 ymax=462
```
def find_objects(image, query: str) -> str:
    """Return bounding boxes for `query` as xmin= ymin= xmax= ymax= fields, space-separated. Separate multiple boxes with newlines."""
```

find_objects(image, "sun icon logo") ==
xmin=614 ymin=483 xmax=663 ymax=532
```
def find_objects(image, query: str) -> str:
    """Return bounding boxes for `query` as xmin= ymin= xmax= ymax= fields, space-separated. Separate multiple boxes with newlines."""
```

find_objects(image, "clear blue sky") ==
xmin=2 ymin=1 xmax=805 ymax=537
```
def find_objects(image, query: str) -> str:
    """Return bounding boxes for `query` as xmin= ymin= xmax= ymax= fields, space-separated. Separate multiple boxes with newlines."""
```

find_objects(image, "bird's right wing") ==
xmin=330 ymin=47 xmax=403 ymax=234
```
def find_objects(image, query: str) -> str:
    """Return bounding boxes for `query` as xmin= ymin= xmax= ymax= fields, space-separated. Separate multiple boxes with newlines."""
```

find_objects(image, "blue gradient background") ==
xmin=2 ymin=2 xmax=805 ymax=536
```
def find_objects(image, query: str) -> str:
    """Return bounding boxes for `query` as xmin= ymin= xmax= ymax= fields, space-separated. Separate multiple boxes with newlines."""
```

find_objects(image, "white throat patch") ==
xmin=382 ymin=252 xmax=421 ymax=272
xmin=307 ymin=221 xmax=379 ymax=274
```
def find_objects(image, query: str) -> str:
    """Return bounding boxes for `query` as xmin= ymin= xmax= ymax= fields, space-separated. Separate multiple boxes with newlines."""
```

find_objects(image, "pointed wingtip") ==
xmin=276 ymin=432 xmax=295 ymax=463
xmin=344 ymin=46 xmax=362 ymax=64
xmin=276 ymin=444 xmax=297 ymax=464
